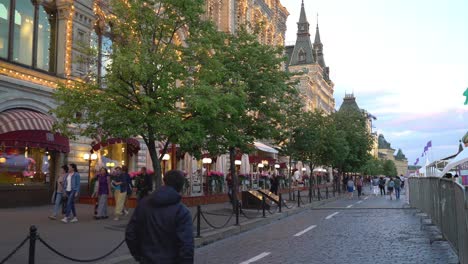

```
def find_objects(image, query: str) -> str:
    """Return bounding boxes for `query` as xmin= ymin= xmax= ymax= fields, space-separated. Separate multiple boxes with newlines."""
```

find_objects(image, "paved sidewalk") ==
xmin=0 ymin=189 xmax=339 ymax=264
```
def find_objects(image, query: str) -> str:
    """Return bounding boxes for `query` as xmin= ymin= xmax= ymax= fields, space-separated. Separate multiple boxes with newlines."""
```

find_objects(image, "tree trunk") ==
xmin=146 ymin=136 xmax=163 ymax=191
xmin=288 ymin=155 xmax=292 ymax=200
xmin=229 ymin=147 xmax=238 ymax=212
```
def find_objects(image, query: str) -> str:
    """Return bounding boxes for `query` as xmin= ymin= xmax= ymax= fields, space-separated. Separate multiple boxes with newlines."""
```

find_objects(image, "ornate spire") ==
xmin=297 ymin=0 xmax=310 ymax=36
xmin=314 ymin=13 xmax=321 ymax=44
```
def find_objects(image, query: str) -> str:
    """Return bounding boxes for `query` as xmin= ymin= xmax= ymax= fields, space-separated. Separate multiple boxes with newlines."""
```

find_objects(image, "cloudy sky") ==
xmin=281 ymin=0 xmax=468 ymax=165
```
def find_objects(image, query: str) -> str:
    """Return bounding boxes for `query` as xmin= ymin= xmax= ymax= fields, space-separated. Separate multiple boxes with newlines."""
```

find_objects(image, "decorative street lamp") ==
xmin=162 ymin=153 xmax=170 ymax=175
xmin=84 ymin=153 xmax=97 ymax=192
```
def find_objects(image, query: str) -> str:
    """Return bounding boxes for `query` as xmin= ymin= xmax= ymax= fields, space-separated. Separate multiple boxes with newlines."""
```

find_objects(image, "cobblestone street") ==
xmin=195 ymin=193 xmax=459 ymax=264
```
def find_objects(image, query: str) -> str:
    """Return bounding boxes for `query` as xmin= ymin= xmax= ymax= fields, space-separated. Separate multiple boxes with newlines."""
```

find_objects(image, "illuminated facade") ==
xmin=205 ymin=0 xmax=289 ymax=46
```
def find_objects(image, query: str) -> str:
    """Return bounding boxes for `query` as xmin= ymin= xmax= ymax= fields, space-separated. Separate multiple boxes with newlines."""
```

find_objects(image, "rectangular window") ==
xmin=36 ymin=6 xmax=53 ymax=71
xmin=0 ymin=0 xmax=9 ymax=58
xmin=0 ymin=147 xmax=51 ymax=185
xmin=13 ymin=1 xmax=34 ymax=66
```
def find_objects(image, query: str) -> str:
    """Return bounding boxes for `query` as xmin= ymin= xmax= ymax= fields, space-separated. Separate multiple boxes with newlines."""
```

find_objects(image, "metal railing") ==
xmin=409 ymin=177 xmax=468 ymax=264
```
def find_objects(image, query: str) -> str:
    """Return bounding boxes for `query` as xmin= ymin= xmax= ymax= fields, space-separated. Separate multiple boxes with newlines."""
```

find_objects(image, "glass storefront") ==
xmin=0 ymin=0 xmax=10 ymax=58
xmin=0 ymin=147 xmax=54 ymax=185
xmin=96 ymin=143 xmax=131 ymax=172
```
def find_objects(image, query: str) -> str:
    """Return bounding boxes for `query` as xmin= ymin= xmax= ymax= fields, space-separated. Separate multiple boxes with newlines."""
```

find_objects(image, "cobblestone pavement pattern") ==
xmin=195 ymin=194 xmax=459 ymax=264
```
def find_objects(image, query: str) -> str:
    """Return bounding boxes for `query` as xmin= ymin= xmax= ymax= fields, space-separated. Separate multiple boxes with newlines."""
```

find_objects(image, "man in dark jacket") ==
xmin=125 ymin=170 xmax=194 ymax=263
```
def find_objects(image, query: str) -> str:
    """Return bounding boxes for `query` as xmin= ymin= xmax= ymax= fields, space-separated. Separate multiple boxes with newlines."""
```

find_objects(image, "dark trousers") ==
xmin=357 ymin=186 xmax=362 ymax=197
xmin=395 ymin=187 xmax=401 ymax=199
xmin=379 ymin=186 xmax=386 ymax=195
xmin=65 ymin=191 xmax=76 ymax=218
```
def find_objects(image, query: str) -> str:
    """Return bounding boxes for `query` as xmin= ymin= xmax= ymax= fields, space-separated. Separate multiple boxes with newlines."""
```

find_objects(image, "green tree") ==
xmin=361 ymin=158 xmax=383 ymax=176
xmin=53 ymin=0 xmax=216 ymax=189
xmin=382 ymin=159 xmax=398 ymax=177
xmin=332 ymin=110 xmax=373 ymax=174
xmin=180 ymin=28 xmax=301 ymax=207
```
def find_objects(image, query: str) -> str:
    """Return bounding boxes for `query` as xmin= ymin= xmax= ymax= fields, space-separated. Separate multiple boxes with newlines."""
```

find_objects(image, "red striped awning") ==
xmin=0 ymin=109 xmax=70 ymax=153
xmin=0 ymin=109 xmax=55 ymax=134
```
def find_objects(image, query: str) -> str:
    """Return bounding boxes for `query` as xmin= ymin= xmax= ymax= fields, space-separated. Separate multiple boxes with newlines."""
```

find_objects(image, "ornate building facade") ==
xmin=378 ymin=134 xmax=409 ymax=176
xmin=285 ymin=1 xmax=334 ymax=113
xmin=0 ymin=0 xmax=289 ymax=207
xmin=205 ymin=0 xmax=289 ymax=46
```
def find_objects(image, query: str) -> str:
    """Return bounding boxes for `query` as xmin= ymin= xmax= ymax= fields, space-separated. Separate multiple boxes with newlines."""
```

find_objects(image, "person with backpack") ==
xmin=378 ymin=177 xmax=386 ymax=196
xmin=126 ymin=170 xmax=194 ymax=263
xmin=394 ymin=176 xmax=402 ymax=199
xmin=387 ymin=177 xmax=395 ymax=200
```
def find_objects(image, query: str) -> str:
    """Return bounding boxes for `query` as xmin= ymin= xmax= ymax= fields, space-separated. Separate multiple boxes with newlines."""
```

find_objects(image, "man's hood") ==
xmin=149 ymin=186 xmax=181 ymax=207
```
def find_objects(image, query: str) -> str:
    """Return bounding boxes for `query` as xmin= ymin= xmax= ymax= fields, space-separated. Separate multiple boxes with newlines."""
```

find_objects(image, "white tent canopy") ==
xmin=440 ymin=148 xmax=468 ymax=176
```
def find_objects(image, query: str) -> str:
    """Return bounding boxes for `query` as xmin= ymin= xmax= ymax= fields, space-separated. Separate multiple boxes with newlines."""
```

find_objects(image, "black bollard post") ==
xmin=262 ymin=196 xmax=266 ymax=218
xmin=292 ymin=190 xmax=295 ymax=201
xmin=309 ymin=187 xmax=312 ymax=203
xmin=318 ymin=187 xmax=321 ymax=201
xmin=279 ymin=193 xmax=282 ymax=213
xmin=196 ymin=205 xmax=201 ymax=238
xmin=297 ymin=190 xmax=300 ymax=207
xmin=235 ymin=200 xmax=240 ymax=226
xmin=28 ymin=225 xmax=37 ymax=264
xmin=326 ymin=187 xmax=329 ymax=199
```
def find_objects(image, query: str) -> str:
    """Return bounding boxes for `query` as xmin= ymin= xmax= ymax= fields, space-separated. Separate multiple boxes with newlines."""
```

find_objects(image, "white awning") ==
xmin=440 ymin=148 xmax=468 ymax=176
xmin=254 ymin=141 xmax=278 ymax=154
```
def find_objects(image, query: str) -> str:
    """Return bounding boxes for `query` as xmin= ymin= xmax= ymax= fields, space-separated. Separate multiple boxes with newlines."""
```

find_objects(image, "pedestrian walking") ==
xmin=61 ymin=164 xmax=80 ymax=223
xmin=387 ymin=177 xmax=395 ymax=200
xmin=394 ymin=176 xmax=402 ymax=199
xmin=400 ymin=175 xmax=405 ymax=190
xmin=371 ymin=176 xmax=380 ymax=196
xmin=125 ymin=170 xmax=194 ymax=263
xmin=347 ymin=177 xmax=354 ymax=199
xmin=378 ymin=177 xmax=386 ymax=196
xmin=121 ymin=166 xmax=133 ymax=216
xmin=112 ymin=167 xmax=127 ymax=221
xmin=135 ymin=167 xmax=153 ymax=201
xmin=93 ymin=167 xmax=111 ymax=219
xmin=270 ymin=174 xmax=279 ymax=195
xmin=356 ymin=176 xmax=363 ymax=199
xmin=49 ymin=165 xmax=67 ymax=220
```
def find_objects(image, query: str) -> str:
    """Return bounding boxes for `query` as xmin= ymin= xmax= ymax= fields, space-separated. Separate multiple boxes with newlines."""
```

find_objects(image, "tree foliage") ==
xmin=53 ymin=0 xmax=218 ymax=189
xmin=382 ymin=159 xmax=398 ymax=177
xmin=332 ymin=109 xmax=373 ymax=173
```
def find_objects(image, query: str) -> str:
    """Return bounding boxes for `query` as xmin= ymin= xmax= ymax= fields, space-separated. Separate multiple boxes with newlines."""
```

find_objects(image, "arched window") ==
xmin=0 ymin=1 xmax=56 ymax=72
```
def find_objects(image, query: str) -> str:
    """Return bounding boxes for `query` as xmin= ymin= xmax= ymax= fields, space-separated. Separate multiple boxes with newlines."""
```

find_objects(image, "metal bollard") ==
xmin=326 ymin=187 xmax=329 ymax=199
xmin=262 ymin=196 xmax=266 ymax=218
xmin=292 ymin=190 xmax=295 ymax=201
xmin=29 ymin=225 xmax=37 ymax=264
xmin=318 ymin=187 xmax=321 ymax=201
xmin=196 ymin=205 xmax=201 ymax=238
xmin=279 ymin=193 xmax=282 ymax=213
xmin=309 ymin=188 xmax=312 ymax=203
xmin=297 ymin=190 xmax=301 ymax=207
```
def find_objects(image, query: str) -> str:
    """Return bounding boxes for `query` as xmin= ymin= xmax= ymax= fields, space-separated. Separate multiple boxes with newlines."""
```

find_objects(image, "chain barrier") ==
xmin=282 ymin=200 xmax=293 ymax=209
xmin=199 ymin=210 xmax=234 ymax=229
xmin=38 ymin=236 xmax=125 ymax=263
xmin=192 ymin=213 xmax=198 ymax=224
xmin=239 ymin=205 xmax=264 ymax=219
xmin=267 ymin=205 xmax=279 ymax=215
xmin=298 ymin=192 xmax=309 ymax=205
xmin=0 ymin=236 xmax=30 ymax=264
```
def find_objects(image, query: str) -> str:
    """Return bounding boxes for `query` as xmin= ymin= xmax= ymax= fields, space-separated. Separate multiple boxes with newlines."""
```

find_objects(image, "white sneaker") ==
xmin=70 ymin=217 xmax=78 ymax=223
xmin=48 ymin=215 xmax=57 ymax=220
xmin=123 ymin=209 xmax=129 ymax=216
xmin=113 ymin=217 xmax=120 ymax=221
xmin=61 ymin=217 xmax=68 ymax=223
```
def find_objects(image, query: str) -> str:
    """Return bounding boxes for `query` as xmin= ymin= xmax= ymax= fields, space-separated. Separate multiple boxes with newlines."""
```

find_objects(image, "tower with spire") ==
xmin=285 ymin=1 xmax=335 ymax=113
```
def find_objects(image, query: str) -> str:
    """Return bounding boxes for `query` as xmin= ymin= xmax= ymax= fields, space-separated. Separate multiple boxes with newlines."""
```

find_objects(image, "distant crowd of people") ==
xmin=343 ymin=175 xmax=405 ymax=200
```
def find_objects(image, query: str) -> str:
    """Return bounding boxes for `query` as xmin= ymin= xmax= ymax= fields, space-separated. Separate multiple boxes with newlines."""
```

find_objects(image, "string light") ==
xmin=0 ymin=66 xmax=58 ymax=88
